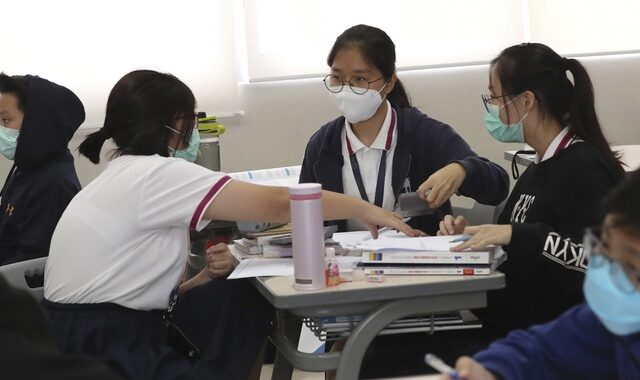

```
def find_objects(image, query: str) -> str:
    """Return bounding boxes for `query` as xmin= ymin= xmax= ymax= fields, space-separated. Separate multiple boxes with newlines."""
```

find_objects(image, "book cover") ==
xmin=361 ymin=249 xmax=495 ymax=264
xmin=360 ymin=265 xmax=493 ymax=276
xmin=358 ymin=251 xmax=506 ymax=276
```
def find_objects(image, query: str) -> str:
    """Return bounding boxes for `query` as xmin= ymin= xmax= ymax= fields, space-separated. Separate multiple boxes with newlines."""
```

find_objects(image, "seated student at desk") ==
xmin=299 ymin=24 xmax=509 ymax=235
xmin=365 ymin=43 xmax=626 ymax=379
xmin=42 ymin=69 xmax=419 ymax=380
xmin=442 ymin=168 xmax=640 ymax=380
xmin=0 ymin=73 xmax=84 ymax=265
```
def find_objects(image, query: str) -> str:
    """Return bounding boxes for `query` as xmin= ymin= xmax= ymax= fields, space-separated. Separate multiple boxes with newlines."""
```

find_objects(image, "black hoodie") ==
xmin=0 ymin=76 xmax=83 ymax=265
xmin=0 ymin=276 xmax=122 ymax=379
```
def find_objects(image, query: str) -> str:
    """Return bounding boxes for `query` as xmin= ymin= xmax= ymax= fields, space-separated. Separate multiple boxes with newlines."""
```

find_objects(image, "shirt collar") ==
xmin=345 ymin=100 xmax=393 ymax=154
xmin=535 ymin=126 xmax=571 ymax=163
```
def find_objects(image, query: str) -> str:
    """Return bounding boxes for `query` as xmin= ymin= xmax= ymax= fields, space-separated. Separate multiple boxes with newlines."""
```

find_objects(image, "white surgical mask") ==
xmin=329 ymin=85 xmax=386 ymax=124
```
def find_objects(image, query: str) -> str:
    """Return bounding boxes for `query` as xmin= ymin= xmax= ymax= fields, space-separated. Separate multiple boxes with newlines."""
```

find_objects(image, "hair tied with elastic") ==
xmin=98 ymin=128 xmax=110 ymax=140
xmin=562 ymin=57 xmax=571 ymax=70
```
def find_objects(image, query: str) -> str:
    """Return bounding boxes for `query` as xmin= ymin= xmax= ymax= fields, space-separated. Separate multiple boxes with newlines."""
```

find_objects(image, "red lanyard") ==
xmin=552 ymin=132 xmax=576 ymax=157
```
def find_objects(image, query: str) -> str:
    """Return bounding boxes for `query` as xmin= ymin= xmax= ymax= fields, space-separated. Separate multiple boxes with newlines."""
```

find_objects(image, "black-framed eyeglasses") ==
xmin=481 ymin=93 xmax=514 ymax=112
xmin=323 ymin=74 xmax=385 ymax=95
xmin=585 ymin=226 xmax=640 ymax=294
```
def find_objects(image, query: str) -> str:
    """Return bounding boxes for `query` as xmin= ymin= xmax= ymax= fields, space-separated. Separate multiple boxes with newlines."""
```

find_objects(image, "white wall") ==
xmin=1 ymin=53 xmax=638 ymax=186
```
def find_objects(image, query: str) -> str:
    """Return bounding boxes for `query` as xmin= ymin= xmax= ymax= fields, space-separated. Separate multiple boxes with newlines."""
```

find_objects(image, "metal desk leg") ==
xmin=335 ymin=292 xmax=486 ymax=380
xmin=271 ymin=310 xmax=302 ymax=380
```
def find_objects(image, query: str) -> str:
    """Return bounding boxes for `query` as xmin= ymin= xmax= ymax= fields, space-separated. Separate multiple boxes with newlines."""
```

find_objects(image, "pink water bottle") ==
xmin=289 ymin=183 xmax=326 ymax=291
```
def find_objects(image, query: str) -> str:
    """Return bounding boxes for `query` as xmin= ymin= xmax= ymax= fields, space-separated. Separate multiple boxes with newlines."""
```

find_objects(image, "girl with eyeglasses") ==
xmin=433 ymin=42 xmax=626 ymax=359
xmin=441 ymin=168 xmax=640 ymax=380
xmin=299 ymin=24 xmax=509 ymax=235
xmin=41 ymin=70 xmax=419 ymax=380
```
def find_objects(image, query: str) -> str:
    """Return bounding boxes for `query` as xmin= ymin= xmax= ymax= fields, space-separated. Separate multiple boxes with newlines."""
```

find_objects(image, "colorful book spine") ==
xmin=361 ymin=250 xmax=493 ymax=264
xmin=361 ymin=266 xmax=492 ymax=275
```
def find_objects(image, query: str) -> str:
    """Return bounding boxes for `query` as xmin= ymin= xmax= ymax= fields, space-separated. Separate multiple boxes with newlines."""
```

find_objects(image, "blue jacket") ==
xmin=476 ymin=303 xmax=640 ymax=380
xmin=299 ymin=105 xmax=509 ymax=234
xmin=0 ymin=76 xmax=83 ymax=265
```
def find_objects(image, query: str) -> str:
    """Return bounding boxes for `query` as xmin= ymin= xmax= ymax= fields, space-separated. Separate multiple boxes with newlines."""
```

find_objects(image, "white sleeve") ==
xmin=139 ymin=159 xmax=232 ymax=231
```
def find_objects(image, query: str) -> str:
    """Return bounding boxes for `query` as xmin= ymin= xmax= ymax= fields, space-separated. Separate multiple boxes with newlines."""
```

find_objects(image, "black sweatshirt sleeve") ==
xmin=424 ymin=120 xmax=509 ymax=206
xmin=503 ymin=158 xmax=617 ymax=314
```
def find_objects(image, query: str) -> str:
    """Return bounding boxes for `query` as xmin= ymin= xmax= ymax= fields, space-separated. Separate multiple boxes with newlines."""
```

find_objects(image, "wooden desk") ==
xmin=230 ymin=247 xmax=504 ymax=380
xmin=505 ymin=144 xmax=640 ymax=172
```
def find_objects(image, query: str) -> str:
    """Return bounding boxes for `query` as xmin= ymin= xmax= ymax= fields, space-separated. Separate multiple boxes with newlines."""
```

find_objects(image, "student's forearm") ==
xmin=178 ymin=269 xmax=210 ymax=295
xmin=320 ymin=190 xmax=370 ymax=221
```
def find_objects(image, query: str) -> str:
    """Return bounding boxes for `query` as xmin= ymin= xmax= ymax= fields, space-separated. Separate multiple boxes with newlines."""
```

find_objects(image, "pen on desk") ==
xmin=425 ymin=353 xmax=460 ymax=380
xmin=365 ymin=218 xmax=411 ymax=240
xmin=450 ymin=234 xmax=471 ymax=243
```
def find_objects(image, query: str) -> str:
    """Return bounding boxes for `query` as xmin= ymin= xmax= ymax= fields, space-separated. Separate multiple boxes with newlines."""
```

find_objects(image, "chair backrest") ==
xmin=0 ymin=257 xmax=47 ymax=300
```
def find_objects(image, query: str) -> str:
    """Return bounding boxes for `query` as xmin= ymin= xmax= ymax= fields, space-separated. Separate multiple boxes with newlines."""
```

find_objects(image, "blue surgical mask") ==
xmin=167 ymin=126 xmax=200 ymax=162
xmin=484 ymin=101 xmax=527 ymax=143
xmin=0 ymin=125 xmax=20 ymax=160
xmin=584 ymin=258 xmax=640 ymax=336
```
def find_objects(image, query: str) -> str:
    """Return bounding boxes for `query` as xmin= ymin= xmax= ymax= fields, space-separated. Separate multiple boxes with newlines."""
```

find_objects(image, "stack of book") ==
xmin=355 ymin=235 xmax=506 ymax=276
xmin=234 ymin=224 xmax=293 ymax=258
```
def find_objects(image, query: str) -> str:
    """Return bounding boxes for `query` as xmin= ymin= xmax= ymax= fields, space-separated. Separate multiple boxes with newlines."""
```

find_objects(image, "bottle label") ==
xmin=295 ymin=278 xmax=313 ymax=285
xmin=325 ymin=261 xmax=341 ymax=286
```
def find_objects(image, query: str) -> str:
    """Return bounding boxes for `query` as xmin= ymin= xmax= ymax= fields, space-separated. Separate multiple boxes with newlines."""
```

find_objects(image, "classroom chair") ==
xmin=0 ymin=257 xmax=47 ymax=300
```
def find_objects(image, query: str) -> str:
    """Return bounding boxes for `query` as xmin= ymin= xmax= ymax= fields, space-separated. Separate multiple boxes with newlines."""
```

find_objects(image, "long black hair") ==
xmin=79 ymin=70 xmax=196 ymax=164
xmin=327 ymin=24 xmax=411 ymax=108
xmin=491 ymin=43 xmax=624 ymax=177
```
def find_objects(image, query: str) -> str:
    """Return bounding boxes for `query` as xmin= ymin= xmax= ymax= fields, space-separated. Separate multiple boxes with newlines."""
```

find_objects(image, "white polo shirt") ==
xmin=44 ymin=154 xmax=231 ymax=310
xmin=534 ymin=126 xmax=579 ymax=163
xmin=341 ymin=101 xmax=397 ymax=231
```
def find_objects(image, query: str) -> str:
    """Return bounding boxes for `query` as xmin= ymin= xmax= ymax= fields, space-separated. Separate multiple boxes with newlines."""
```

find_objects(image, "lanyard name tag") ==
xmin=346 ymin=109 xmax=396 ymax=208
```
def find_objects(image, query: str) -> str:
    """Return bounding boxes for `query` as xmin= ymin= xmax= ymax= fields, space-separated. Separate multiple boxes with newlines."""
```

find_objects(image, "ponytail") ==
xmin=564 ymin=58 xmax=625 ymax=177
xmin=78 ymin=129 xmax=109 ymax=164
xmin=493 ymin=43 xmax=624 ymax=178
xmin=388 ymin=79 xmax=412 ymax=108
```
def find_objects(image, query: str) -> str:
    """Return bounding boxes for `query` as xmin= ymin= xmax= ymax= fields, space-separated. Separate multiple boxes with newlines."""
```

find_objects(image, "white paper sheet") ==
xmin=355 ymin=234 xmax=472 ymax=252
xmin=228 ymin=256 xmax=363 ymax=279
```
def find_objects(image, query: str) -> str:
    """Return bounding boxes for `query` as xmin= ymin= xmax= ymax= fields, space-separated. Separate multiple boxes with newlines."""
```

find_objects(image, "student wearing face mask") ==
xmin=0 ymin=73 xmax=83 ymax=265
xmin=43 ymin=70 xmax=419 ymax=380
xmin=361 ymin=43 xmax=627 ymax=379
xmin=299 ymin=24 xmax=509 ymax=235
xmin=437 ymin=43 xmax=625 ymax=335
xmin=441 ymin=169 xmax=640 ymax=380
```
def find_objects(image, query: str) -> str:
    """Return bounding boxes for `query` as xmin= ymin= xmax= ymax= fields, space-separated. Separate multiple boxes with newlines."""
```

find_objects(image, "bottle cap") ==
xmin=325 ymin=247 xmax=336 ymax=258
xmin=289 ymin=183 xmax=322 ymax=197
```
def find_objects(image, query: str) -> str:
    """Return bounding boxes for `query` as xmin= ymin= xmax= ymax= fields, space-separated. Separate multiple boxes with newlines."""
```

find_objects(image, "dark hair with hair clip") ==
xmin=79 ymin=70 xmax=196 ymax=164
xmin=327 ymin=24 xmax=411 ymax=108
xmin=491 ymin=43 xmax=624 ymax=178
xmin=0 ymin=73 xmax=28 ymax=111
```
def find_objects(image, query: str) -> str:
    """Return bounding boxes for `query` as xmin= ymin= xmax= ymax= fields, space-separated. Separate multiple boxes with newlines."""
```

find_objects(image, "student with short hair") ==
xmin=300 ymin=24 xmax=509 ymax=235
xmin=42 ymin=69 xmax=418 ymax=380
xmin=0 ymin=73 xmax=83 ymax=265
xmin=442 ymin=168 xmax=640 ymax=380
